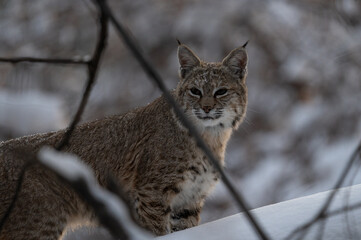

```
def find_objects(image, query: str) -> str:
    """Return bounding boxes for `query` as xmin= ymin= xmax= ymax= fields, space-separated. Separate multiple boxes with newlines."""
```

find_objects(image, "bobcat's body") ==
xmin=0 ymin=43 xmax=248 ymax=239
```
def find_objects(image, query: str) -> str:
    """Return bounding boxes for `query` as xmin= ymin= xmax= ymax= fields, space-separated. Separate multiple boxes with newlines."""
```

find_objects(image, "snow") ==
xmin=268 ymin=1 xmax=301 ymax=27
xmin=158 ymin=184 xmax=361 ymax=240
xmin=37 ymin=147 xmax=153 ymax=240
xmin=0 ymin=90 xmax=68 ymax=137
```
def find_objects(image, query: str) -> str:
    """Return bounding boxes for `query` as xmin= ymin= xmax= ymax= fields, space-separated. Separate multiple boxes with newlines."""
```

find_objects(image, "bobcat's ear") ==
xmin=178 ymin=44 xmax=201 ymax=79
xmin=222 ymin=44 xmax=248 ymax=80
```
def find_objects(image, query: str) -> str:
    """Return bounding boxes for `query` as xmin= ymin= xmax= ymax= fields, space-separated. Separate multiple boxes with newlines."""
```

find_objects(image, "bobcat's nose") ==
xmin=202 ymin=106 xmax=213 ymax=113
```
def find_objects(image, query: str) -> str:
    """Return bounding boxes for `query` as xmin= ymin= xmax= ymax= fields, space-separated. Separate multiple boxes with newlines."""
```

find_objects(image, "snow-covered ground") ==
xmin=160 ymin=184 xmax=361 ymax=240
xmin=64 ymin=183 xmax=361 ymax=240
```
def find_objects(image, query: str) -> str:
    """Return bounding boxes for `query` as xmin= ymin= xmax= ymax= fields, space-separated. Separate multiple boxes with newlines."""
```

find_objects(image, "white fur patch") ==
xmin=171 ymin=168 xmax=217 ymax=211
xmin=192 ymin=107 xmax=239 ymax=129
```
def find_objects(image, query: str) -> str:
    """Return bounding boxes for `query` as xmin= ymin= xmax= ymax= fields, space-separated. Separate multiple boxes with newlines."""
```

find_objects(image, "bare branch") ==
xmin=0 ymin=57 xmax=90 ymax=65
xmin=325 ymin=200 xmax=361 ymax=219
xmin=55 ymin=2 xmax=108 ymax=150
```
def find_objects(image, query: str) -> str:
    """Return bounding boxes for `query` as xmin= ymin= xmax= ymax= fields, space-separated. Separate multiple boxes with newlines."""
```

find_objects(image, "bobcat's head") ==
xmin=175 ymin=43 xmax=248 ymax=130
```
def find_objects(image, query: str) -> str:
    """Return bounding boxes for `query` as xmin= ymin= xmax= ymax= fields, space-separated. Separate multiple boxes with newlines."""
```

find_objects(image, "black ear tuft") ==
xmin=176 ymin=39 xmax=182 ymax=45
xmin=242 ymin=40 xmax=249 ymax=48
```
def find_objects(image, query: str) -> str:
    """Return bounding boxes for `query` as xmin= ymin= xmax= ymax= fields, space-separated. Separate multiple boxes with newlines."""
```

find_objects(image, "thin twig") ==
xmin=325 ymin=200 xmax=361 ymax=219
xmin=96 ymin=1 xmax=270 ymax=239
xmin=284 ymin=141 xmax=361 ymax=240
xmin=55 ymin=1 xmax=108 ymax=150
xmin=343 ymin=162 xmax=360 ymax=240
xmin=0 ymin=57 xmax=90 ymax=65
xmin=315 ymin=219 xmax=326 ymax=240
xmin=292 ymin=198 xmax=361 ymax=239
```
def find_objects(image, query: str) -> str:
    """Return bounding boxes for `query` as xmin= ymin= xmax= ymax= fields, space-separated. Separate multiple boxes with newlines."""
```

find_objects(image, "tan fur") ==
xmin=0 ymin=44 xmax=248 ymax=239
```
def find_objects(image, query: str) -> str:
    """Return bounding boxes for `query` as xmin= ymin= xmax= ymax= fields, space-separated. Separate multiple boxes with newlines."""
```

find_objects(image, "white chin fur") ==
xmin=200 ymin=118 xmax=223 ymax=127
xmin=190 ymin=108 xmax=236 ymax=129
xmin=198 ymin=110 xmax=235 ymax=128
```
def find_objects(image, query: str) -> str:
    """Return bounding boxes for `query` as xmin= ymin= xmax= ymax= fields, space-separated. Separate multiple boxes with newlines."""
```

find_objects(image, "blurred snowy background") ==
xmin=0 ymin=0 xmax=360 ymax=229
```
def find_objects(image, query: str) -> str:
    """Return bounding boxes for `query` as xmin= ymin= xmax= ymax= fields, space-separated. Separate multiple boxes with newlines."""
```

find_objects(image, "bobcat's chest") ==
xmin=171 ymin=161 xmax=219 ymax=210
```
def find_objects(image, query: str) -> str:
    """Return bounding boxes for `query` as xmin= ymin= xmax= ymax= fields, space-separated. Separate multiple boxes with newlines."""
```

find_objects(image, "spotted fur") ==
xmin=0 ymin=43 xmax=248 ymax=239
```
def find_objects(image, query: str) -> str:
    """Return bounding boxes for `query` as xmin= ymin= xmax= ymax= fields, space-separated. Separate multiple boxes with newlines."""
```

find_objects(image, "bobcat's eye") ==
xmin=189 ymin=87 xmax=202 ymax=97
xmin=214 ymin=88 xmax=228 ymax=97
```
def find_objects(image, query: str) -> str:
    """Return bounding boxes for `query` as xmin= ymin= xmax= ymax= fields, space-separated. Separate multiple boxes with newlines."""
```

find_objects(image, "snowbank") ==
xmin=158 ymin=184 xmax=361 ymax=240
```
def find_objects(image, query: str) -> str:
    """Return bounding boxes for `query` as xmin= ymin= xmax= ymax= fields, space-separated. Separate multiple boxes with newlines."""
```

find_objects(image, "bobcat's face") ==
xmin=176 ymin=43 xmax=248 ymax=130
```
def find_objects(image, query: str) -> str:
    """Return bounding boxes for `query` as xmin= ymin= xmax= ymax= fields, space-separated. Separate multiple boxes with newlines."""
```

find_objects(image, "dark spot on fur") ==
xmin=177 ymin=169 xmax=184 ymax=174
xmin=138 ymin=192 xmax=149 ymax=198
xmin=191 ymin=154 xmax=197 ymax=159
xmin=232 ymin=120 xmax=236 ymax=127
xmin=33 ymin=218 xmax=41 ymax=224
xmin=163 ymin=185 xmax=181 ymax=194
xmin=232 ymin=116 xmax=241 ymax=127
xmin=47 ymin=221 xmax=57 ymax=228
xmin=171 ymin=209 xmax=199 ymax=220
xmin=219 ymin=123 xmax=224 ymax=128
xmin=163 ymin=206 xmax=171 ymax=215
xmin=149 ymin=201 xmax=162 ymax=208
xmin=189 ymin=166 xmax=200 ymax=175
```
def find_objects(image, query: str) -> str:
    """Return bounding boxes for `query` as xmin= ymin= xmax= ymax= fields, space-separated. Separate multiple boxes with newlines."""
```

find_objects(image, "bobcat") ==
xmin=0 ymin=42 xmax=248 ymax=239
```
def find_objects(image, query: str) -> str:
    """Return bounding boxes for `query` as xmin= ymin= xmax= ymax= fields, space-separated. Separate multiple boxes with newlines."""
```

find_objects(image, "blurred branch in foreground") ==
xmin=38 ymin=147 xmax=152 ymax=240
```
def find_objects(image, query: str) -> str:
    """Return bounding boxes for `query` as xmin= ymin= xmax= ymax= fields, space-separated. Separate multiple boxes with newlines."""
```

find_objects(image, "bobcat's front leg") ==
xmin=134 ymin=194 xmax=172 ymax=235
xmin=170 ymin=207 xmax=201 ymax=232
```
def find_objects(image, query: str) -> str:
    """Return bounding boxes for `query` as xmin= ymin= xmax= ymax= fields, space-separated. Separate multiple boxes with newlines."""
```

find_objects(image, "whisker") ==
xmin=246 ymin=107 xmax=259 ymax=113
